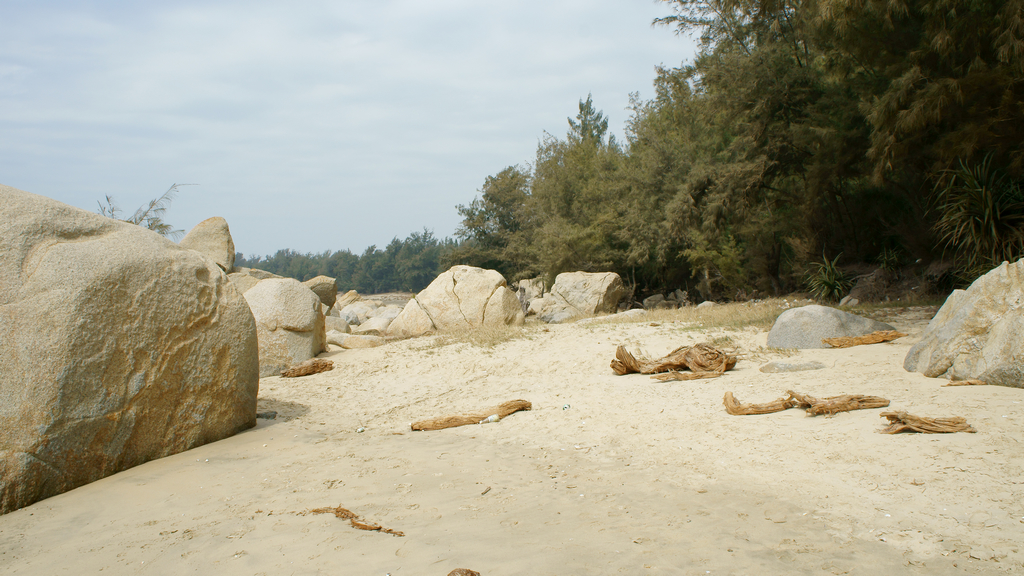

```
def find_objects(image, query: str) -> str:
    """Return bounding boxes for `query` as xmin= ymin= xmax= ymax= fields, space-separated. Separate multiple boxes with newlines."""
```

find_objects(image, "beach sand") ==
xmin=2 ymin=304 xmax=1022 ymax=575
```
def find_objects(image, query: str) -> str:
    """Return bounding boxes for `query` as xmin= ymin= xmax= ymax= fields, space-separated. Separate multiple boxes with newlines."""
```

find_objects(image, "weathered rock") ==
xmin=549 ymin=272 xmax=626 ymax=316
xmin=517 ymin=277 xmax=546 ymax=300
xmin=904 ymin=259 xmax=1024 ymax=387
xmin=237 ymin=267 xmax=281 ymax=281
xmin=335 ymin=289 xmax=361 ymax=310
xmin=325 ymin=316 xmax=350 ymax=334
xmin=340 ymin=300 xmax=378 ymax=325
xmin=303 ymin=276 xmax=338 ymax=308
xmin=243 ymin=279 xmax=326 ymax=377
xmin=340 ymin=334 xmax=385 ymax=349
xmin=352 ymin=316 xmax=392 ymax=336
xmin=227 ymin=272 xmax=260 ymax=294
xmin=0 ymin=186 xmax=259 ymax=515
xmin=386 ymin=266 xmax=524 ymax=338
xmin=179 ymin=216 xmax=236 ymax=273
xmin=643 ymin=294 xmax=666 ymax=309
xmin=325 ymin=329 xmax=348 ymax=347
xmin=696 ymin=301 xmax=717 ymax=310
xmin=767 ymin=305 xmax=895 ymax=349
xmin=367 ymin=304 xmax=403 ymax=323
xmin=386 ymin=299 xmax=436 ymax=338
xmin=759 ymin=361 xmax=827 ymax=373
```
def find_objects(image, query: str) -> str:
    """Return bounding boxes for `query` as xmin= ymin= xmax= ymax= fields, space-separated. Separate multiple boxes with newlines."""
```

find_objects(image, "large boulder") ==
xmin=243 ymin=279 xmax=326 ymax=377
xmin=549 ymin=272 xmax=626 ymax=315
xmin=386 ymin=266 xmax=525 ymax=338
xmin=303 ymin=275 xmax=338 ymax=309
xmin=0 ymin=186 xmax=259 ymax=515
xmin=526 ymin=272 xmax=627 ymax=323
xmin=905 ymin=259 xmax=1024 ymax=387
xmin=179 ymin=216 xmax=236 ymax=273
xmin=227 ymin=272 xmax=260 ymax=294
xmin=767 ymin=305 xmax=896 ymax=349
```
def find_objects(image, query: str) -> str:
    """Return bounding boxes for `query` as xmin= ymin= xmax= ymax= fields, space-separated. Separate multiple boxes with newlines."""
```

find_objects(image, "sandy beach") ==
xmin=2 ymin=303 xmax=1022 ymax=575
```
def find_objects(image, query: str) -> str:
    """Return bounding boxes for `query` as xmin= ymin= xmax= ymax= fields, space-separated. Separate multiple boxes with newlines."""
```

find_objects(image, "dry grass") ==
xmin=582 ymin=299 xmax=792 ymax=331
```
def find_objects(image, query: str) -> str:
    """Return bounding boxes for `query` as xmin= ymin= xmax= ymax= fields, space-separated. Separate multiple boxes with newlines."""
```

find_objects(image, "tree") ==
xmin=97 ymin=183 xmax=193 ymax=240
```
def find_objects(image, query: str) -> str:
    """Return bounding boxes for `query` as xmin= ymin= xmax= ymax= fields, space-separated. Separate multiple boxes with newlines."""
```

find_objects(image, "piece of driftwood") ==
xmin=822 ymin=330 xmax=908 ymax=348
xmin=943 ymin=379 xmax=987 ymax=387
xmin=880 ymin=411 xmax=977 ymax=434
xmin=724 ymin=392 xmax=798 ymax=415
xmin=306 ymin=505 xmax=405 ymax=536
xmin=281 ymin=358 xmax=334 ymax=378
xmin=724 ymin=390 xmax=889 ymax=416
xmin=411 ymin=399 xmax=532 ymax=431
xmin=611 ymin=343 xmax=737 ymax=380
xmin=788 ymin=391 xmax=891 ymax=415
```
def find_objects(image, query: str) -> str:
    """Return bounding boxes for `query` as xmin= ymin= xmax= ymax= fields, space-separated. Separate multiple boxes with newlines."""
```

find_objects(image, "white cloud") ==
xmin=0 ymin=0 xmax=697 ymax=256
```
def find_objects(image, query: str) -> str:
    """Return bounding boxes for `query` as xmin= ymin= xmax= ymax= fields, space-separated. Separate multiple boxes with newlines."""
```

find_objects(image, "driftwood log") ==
xmin=281 ymin=358 xmax=334 ymax=378
xmin=306 ymin=505 xmax=405 ymax=536
xmin=411 ymin=400 xmax=532 ymax=431
xmin=822 ymin=330 xmax=907 ymax=348
xmin=880 ymin=411 xmax=977 ymax=433
xmin=611 ymin=343 xmax=737 ymax=380
xmin=724 ymin=390 xmax=889 ymax=416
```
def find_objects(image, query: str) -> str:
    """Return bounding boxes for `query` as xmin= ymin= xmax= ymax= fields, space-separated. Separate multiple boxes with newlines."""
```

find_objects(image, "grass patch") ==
xmin=590 ymin=299 xmax=792 ymax=331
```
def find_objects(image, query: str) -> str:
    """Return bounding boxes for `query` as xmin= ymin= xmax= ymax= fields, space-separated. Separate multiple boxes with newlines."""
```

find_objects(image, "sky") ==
xmin=0 ymin=1 xmax=697 ymax=258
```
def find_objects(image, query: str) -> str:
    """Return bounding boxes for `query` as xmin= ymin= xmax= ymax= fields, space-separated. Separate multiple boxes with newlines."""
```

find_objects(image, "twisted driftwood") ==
xmin=306 ymin=505 xmax=405 ymax=536
xmin=411 ymin=400 xmax=532 ymax=431
xmin=281 ymin=358 xmax=334 ymax=378
xmin=880 ymin=411 xmax=976 ymax=434
xmin=611 ymin=343 xmax=737 ymax=381
xmin=724 ymin=390 xmax=889 ymax=416
xmin=822 ymin=330 xmax=907 ymax=348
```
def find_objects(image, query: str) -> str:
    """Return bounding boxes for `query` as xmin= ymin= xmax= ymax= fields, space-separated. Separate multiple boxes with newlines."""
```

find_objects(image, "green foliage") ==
xmin=805 ymin=253 xmax=852 ymax=302
xmin=237 ymin=229 xmax=456 ymax=294
xmin=97 ymin=184 xmax=192 ymax=240
xmin=934 ymin=155 xmax=1024 ymax=278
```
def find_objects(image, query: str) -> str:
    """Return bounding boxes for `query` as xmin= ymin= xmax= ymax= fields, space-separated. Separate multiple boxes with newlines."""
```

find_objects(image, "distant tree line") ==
xmin=236 ymin=229 xmax=456 ymax=293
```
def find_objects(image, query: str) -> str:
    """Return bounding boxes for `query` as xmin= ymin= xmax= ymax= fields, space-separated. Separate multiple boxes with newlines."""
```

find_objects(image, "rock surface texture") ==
xmin=528 ymin=272 xmax=626 ymax=323
xmin=904 ymin=259 xmax=1024 ymax=387
xmin=387 ymin=266 xmax=524 ymax=337
xmin=243 ymin=279 xmax=326 ymax=377
xmin=766 ymin=305 xmax=896 ymax=349
xmin=0 ymin=186 xmax=259 ymax=515
xmin=302 ymin=275 xmax=338 ymax=309
xmin=178 ymin=216 xmax=236 ymax=273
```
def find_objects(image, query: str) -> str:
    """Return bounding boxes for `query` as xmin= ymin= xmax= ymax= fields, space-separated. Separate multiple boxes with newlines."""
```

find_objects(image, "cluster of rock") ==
xmin=642 ymin=289 xmax=691 ymax=310
xmin=0 ymin=187 xmax=259 ymax=515
xmin=904 ymin=258 xmax=1024 ymax=387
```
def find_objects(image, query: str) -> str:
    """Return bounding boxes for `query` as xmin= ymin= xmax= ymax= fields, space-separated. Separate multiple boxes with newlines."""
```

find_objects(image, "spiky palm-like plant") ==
xmin=805 ymin=252 xmax=852 ymax=302
xmin=934 ymin=156 xmax=1024 ymax=278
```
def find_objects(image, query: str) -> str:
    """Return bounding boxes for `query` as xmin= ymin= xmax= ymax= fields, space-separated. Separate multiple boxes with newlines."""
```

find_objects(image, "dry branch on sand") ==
xmin=880 ymin=411 xmax=977 ymax=433
xmin=281 ymin=358 xmax=334 ymax=378
xmin=724 ymin=390 xmax=889 ymax=416
xmin=305 ymin=505 xmax=405 ymax=536
xmin=411 ymin=400 xmax=532 ymax=431
xmin=822 ymin=330 xmax=907 ymax=348
xmin=611 ymin=343 xmax=737 ymax=381
xmin=943 ymin=379 xmax=987 ymax=386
